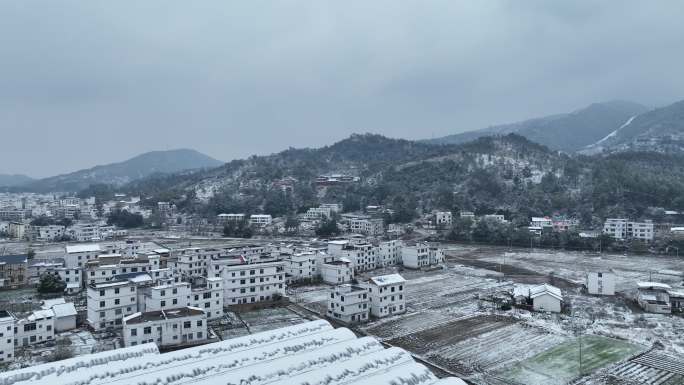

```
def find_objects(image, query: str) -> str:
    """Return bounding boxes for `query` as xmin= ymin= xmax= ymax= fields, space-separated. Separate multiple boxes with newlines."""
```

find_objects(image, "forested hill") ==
xmin=103 ymin=133 xmax=684 ymax=228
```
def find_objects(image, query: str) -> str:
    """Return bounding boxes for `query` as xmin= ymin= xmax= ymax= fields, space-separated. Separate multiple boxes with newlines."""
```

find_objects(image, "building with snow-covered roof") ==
xmin=122 ymin=306 xmax=207 ymax=348
xmin=0 ymin=319 xmax=466 ymax=385
xmin=86 ymin=280 xmax=138 ymax=330
xmin=328 ymin=284 xmax=369 ymax=324
xmin=365 ymin=274 xmax=406 ymax=318
xmin=378 ymin=239 xmax=401 ymax=267
xmin=320 ymin=258 xmax=354 ymax=284
xmin=529 ymin=283 xmax=563 ymax=313
xmin=41 ymin=298 xmax=77 ymax=332
xmin=637 ymin=282 xmax=672 ymax=314
xmin=14 ymin=308 xmax=55 ymax=347
xmin=216 ymin=260 xmax=286 ymax=306
xmin=249 ymin=214 xmax=272 ymax=227
xmin=64 ymin=243 xmax=102 ymax=268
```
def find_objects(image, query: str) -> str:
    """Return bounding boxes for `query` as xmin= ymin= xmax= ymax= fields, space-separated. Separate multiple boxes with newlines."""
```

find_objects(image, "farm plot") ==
xmin=499 ymin=335 xmax=645 ymax=385
xmin=429 ymin=323 xmax=568 ymax=375
xmin=386 ymin=314 xmax=516 ymax=356
xmin=605 ymin=351 xmax=684 ymax=385
xmin=239 ymin=306 xmax=309 ymax=334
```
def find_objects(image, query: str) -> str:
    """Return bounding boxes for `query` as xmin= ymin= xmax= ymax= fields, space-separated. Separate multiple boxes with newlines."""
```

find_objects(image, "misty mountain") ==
xmin=23 ymin=149 xmax=223 ymax=193
xmin=583 ymin=99 xmax=684 ymax=154
xmin=426 ymin=100 xmax=649 ymax=152
xmin=0 ymin=174 xmax=34 ymax=187
xmin=120 ymin=133 xmax=684 ymax=223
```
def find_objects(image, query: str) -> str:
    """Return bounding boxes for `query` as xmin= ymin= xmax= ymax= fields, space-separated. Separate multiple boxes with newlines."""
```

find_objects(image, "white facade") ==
xmin=378 ymin=240 xmax=401 ymax=267
xmin=320 ymin=260 xmax=354 ymax=285
xmin=249 ymin=214 xmax=272 ymax=226
xmin=603 ymin=219 xmax=654 ymax=241
xmin=365 ymin=274 xmax=406 ymax=318
xmin=0 ymin=311 xmax=14 ymax=362
xmin=285 ymin=252 xmax=320 ymax=282
xmin=587 ymin=271 xmax=616 ymax=296
xmin=328 ymin=241 xmax=377 ymax=272
xmin=87 ymin=280 xmax=138 ymax=330
xmin=14 ymin=309 xmax=55 ymax=347
xmin=349 ymin=218 xmax=383 ymax=236
xmin=64 ymin=243 xmax=102 ymax=268
xmin=327 ymin=284 xmax=370 ymax=324
xmin=529 ymin=284 xmax=563 ymax=313
xmin=190 ymin=278 xmax=224 ymax=320
xmin=123 ymin=307 xmax=207 ymax=348
xmin=401 ymin=243 xmax=430 ymax=269
xmin=216 ymin=213 xmax=245 ymax=224
xmin=218 ymin=261 xmax=286 ymax=306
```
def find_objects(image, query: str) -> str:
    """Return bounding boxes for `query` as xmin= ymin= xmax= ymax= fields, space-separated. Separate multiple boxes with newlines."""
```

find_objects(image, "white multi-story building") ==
xmin=435 ymin=212 xmax=452 ymax=228
xmin=56 ymin=267 xmax=82 ymax=294
xmin=401 ymin=243 xmax=430 ymax=269
xmin=348 ymin=218 xmax=384 ymax=236
xmin=216 ymin=213 xmax=246 ymax=225
xmin=87 ymin=280 xmax=138 ymax=330
xmin=587 ymin=271 xmax=616 ymax=296
xmin=14 ymin=309 xmax=55 ymax=347
xmin=483 ymin=214 xmax=506 ymax=223
xmin=249 ymin=214 xmax=272 ymax=227
xmin=320 ymin=259 xmax=354 ymax=285
xmin=32 ymin=225 xmax=66 ymax=242
xmin=142 ymin=281 xmax=192 ymax=313
xmin=0 ymin=310 xmax=14 ymax=362
xmin=603 ymin=219 xmax=654 ymax=241
xmin=218 ymin=261 xmax=286 ymax=306
xmin=365 ymin=274 xmax=406 ymax=318
xmin=378 ymin=240 xmax=402 ymax=267
xmin=327 ymin=284 xmax=370 ymax=324
xmin=123 ymin=307 xmax=207 ymax=348
xmin=64 ymin=244 xmax=102 ymax=268
xmin=327 ymin=241 xmax=377 ymax=272
xmin=428 ymin=244 xmax=445 ymax=265
xmin=303 ymin=207 xmax=334 ymax=220
xmin=284 ymin=252 xmax=320 ymax=283
xmin=189 ymin=278 xmax=223 ymax=320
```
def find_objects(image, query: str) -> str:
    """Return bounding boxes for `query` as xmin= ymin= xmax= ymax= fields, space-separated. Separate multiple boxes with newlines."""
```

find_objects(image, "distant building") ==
xmin=435 ymin=211 xmax=452 ymax=228
xmin=327 ymin=284 xmax=370 ymax=324
xmin=249 ymin=214 xmax=272 ymax=227
xmin=603 ymin=219 xmax=654 ymax=241
xmin=401 ymin=243 xmax=429 ymax=269
xmin=587 ymin=271 xmax=616 ymax=296
xmin=86 ymin=280 xmax=138 ymax=330
xmin=459 ymin=211 xmax=475 ymax=219
xmin=378 ymin=240 xmax=402 ymax=267
xmin=123 ymin=306 xmax=207 ymax=348
xmin=365 ymin=274 xmax=406 ymax=318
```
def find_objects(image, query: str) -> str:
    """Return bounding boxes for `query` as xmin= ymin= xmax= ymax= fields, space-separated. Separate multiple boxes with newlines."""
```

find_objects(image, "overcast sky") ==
xmin=1 ymin=1 xmax=683 ymax=177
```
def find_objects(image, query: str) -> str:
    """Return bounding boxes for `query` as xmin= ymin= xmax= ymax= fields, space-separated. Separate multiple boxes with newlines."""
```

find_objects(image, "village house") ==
xmin=603 ymin=219 xmax=654 ymax=241
xmin=86 ymin=280 xmax=138 ymax=330
xmin=435 ymin=211 xmax=453 ymax=228
xmin=320 ymin=258 xmax=354 ymax=285
xmin=327 ymin=284 xmax=370 ymax=324
xmin=636 ymin=282 xmax=672 ymax=314
xmin=365 ymin=274 xmax=406 ymax=318
xmin=0 ymin=310 xmax=14 ymax=362
xmin=217 ymin=260 xmax=286 ymax=306
xmin=0 ymin=254 xmax=28 ymax=289
xmin=122 ymin=306 xmax=207 ymax=348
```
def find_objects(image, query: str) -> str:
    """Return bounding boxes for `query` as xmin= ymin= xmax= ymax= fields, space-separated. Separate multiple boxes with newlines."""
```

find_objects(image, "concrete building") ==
xmin=0 ymin=254 xmax=28 ymax=289
xmin=327 ymin=240 xmax=377 ymax=272
xmin=320 ymin=259 xmax=354 ymax=285
xmin=41 ymin=298 xmax=77 ymax=332
xmin=529 ymin=284 xmax=563 ymax=313
xmin=435 ymin=211 xmax=452 ymax=228
xmin=285 ymin=252 xmax=320 ymax=283
xmin=249 ymin=214 xmax=272 ymax=227
xmin=603 ymin=219 xmax=654 ymax=241
xmin=327 ymin=284 xmax=370 ymax=324
xmin=0 ymin=310 xmax=14 ymax=362
xmin=64 ymin=243 xmax=102 ymax=268
xmin=402 ymin=243 xmax=430 ymax=269
xmin=365 ymin=274 xmax=406 ymax=318
xmin=636 ymin=282 xmax=672 ymax=314
xmin=378 ymin=240 xmax=402 ymax=267
xmin=587 ymin=271 xmax=616 ymax=296
xmin=189 ymin=277 xmax=223 ymax=320
xmin=87 ymin=280 xmax=138 ymax=330
xmin=14 ymin=309 xmax=55 ymax=347
xmin=216 ymin=213 xmax=245 ymax=225
xmin=123 ymin=307 xmax=207 ymax=348
xmin=348 ymin=218 xmax=384 ymax=236
xmin=218 ymin=261 xmax=286 ymax=306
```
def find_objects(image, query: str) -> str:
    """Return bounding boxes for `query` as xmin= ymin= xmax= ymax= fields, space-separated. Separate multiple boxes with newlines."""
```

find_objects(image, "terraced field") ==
xmin=607 ymin=351 xmax=684 ymax=385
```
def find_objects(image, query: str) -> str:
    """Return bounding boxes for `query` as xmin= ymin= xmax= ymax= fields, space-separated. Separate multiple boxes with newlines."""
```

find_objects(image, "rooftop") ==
xmin=66 ymin=244 xmax=102 ymax=254
xmin=0 ymin=254 xmax=27 ymax=265
xmin=369 ymin=273 xmax=406 ymax=286
xmin=637 ymin=282 xmax=673 ymax=290
xmin=123 ymin=307 xmax=205 ymax=324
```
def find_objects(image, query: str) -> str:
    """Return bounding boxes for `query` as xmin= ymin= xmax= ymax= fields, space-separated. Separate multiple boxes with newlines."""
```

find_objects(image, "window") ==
xmin=183 ymin=321 xmax=191 ymax=329
xmin=197 ymin=320 xmax=203 ymax=327
xmin=99 ymin=290 xmax=105 ymax=296
xmin=99 ymin=301 xmax=105 ymax=308
xmin=114 ymin=288 xmax=119 ymax=294
xmin=131 ymin=329 xmax=137 ymax=336
xmin=143 ymin=327 xmax=151 ymax=335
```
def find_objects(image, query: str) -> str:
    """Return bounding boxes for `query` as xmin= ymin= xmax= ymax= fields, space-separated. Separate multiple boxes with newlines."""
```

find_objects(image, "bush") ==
xmin=37 ymin=274 xmax=66 ymax=294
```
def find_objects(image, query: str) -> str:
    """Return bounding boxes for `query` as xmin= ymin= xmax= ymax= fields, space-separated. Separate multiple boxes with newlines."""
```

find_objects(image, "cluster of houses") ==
xmin=0 ymin=235 xmax=446 ymax=361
